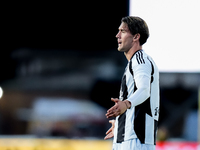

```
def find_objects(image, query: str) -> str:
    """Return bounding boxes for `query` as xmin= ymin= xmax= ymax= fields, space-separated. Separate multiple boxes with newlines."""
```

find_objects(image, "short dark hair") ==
xmin=121 ymin=16 xmax=149 ymax=45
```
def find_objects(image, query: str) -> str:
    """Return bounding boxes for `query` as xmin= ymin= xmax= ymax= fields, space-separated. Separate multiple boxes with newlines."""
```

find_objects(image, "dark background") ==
xmin=2 ymin=0 xmax=128 ymax=82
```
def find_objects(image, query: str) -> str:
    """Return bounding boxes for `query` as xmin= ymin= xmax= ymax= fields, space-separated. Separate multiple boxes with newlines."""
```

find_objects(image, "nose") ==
xmin=116 ymin=31 xmax=120 ymax=38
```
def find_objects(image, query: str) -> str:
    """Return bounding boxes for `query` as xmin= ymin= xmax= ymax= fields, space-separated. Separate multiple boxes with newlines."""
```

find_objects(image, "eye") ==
xmin=121 ymin=29 xmax=126 ymax=33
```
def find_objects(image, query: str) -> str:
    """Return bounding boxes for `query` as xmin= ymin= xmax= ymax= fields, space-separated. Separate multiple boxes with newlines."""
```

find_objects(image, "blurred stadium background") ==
xmin=1 ymin=0 xmax=200 ymax=149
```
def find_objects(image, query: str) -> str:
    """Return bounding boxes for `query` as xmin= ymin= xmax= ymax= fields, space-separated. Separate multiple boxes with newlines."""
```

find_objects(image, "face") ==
xmin=116 ymin=22 xmax=134 ymax=52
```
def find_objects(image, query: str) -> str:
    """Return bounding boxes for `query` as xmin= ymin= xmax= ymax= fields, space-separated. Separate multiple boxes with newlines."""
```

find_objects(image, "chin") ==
xmin=117 ymin=46 xmax=123 ymax=51
xmin=118 ymin=47 xmax=126 ymax=52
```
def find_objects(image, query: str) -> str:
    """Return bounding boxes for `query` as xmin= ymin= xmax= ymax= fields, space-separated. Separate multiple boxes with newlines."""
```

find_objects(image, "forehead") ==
xmin=118 ymin=22 xmax=129 ymax=30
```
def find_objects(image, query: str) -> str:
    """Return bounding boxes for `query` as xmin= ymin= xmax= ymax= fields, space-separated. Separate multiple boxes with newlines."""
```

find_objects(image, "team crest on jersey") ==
xmin=155 ymin=107 xmax=159 ymax=116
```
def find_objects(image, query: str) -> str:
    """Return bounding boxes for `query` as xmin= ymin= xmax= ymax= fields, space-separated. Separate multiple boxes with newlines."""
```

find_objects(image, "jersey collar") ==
xmin=129 ymin=49 xmax=143 ymax=62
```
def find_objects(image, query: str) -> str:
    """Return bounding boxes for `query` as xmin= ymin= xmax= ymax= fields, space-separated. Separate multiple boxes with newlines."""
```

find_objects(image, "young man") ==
xmin=104 ymin=16 xmax=159 ymax=150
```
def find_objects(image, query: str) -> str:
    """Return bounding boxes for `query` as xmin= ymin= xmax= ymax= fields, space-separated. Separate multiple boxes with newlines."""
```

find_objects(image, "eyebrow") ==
xmin=119 ymin=28 xmax=127 ymax=32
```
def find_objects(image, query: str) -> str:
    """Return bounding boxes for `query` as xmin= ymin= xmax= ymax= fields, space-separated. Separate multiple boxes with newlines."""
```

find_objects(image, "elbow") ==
xmin=139 ymin=86 xmax=150 ymax=99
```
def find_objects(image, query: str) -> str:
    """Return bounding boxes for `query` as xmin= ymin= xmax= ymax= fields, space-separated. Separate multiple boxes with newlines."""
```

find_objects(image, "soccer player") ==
xmin=104 ymin=16 xmax=159 ymax=150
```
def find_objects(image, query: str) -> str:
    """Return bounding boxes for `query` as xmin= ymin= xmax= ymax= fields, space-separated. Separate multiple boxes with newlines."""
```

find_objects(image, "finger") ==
xmin=106 ymin=112 xmax=115 ymax=118
xmin=104 ymin=135 xmax=111 ymax=140
xmin=106 ymin=127 xmax=112 ymax=135
xmin=104 ymin=135 xmax=108 ymax=140
xmin=111 ymin=98 xmax=119 ymax=103
xmin=107 ymin=105 xmax=118 ymax=113
xmin=109 ymin=120 xmax=114 ymax=124
xmin=109 ymin=110 xmax=121 ymax=118
xmin=107 ymin=108 xmax=115 ymax=115
xmin=106 ymin=113 xmax=115 ymax=118
xmin=105 ymin=132 xmax=114 ymax=139
xmin=106 ymin=105 xmax=119 ymax=118
xmin=106 ymin=106 xmax=120 ymax=117
xmin=106 ymin=111 xmax=119 ymax=118
xmin=104 ymin=135 xmax=110 ymax=140
xmin=106 ymin=108 xmax=113 ymax=114
xmin=104 ymin=132 xmax=114 ymax=140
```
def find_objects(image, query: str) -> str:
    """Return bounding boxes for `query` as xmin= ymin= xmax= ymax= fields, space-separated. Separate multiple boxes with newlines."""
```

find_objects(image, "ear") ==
xmin=133 ymin=33 xmax=140 ymax=41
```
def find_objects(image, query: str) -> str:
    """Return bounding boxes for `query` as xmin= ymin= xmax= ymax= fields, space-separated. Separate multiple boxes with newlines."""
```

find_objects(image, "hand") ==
xmin=104 ymin=120 xmax=115 ymax=140
xmin=105 ymin=98 xmax=130 ymax=118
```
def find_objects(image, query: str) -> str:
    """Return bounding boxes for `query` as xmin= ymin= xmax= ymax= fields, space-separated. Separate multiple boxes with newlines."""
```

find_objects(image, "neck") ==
xmin=124 ymin=44 xmax=142 ymax=61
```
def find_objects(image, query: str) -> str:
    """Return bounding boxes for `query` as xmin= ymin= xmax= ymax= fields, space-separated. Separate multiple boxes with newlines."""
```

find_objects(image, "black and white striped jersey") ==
xmin=113 ymin=50 xmax=159 ymax=145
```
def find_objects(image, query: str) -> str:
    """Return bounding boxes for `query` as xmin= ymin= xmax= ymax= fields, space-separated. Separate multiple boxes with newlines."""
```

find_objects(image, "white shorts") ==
xmin=112 ymin=138 xmax=155 ymax=150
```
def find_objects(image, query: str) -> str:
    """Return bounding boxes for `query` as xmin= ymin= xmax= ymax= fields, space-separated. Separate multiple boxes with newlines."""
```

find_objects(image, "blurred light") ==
xmin=0 ymin=87 xmax=3 ymax=98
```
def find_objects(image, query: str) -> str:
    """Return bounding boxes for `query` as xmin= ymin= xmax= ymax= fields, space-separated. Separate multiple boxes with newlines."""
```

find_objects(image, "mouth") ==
xmin=118 ymin=41 xmax=122 ymax=45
